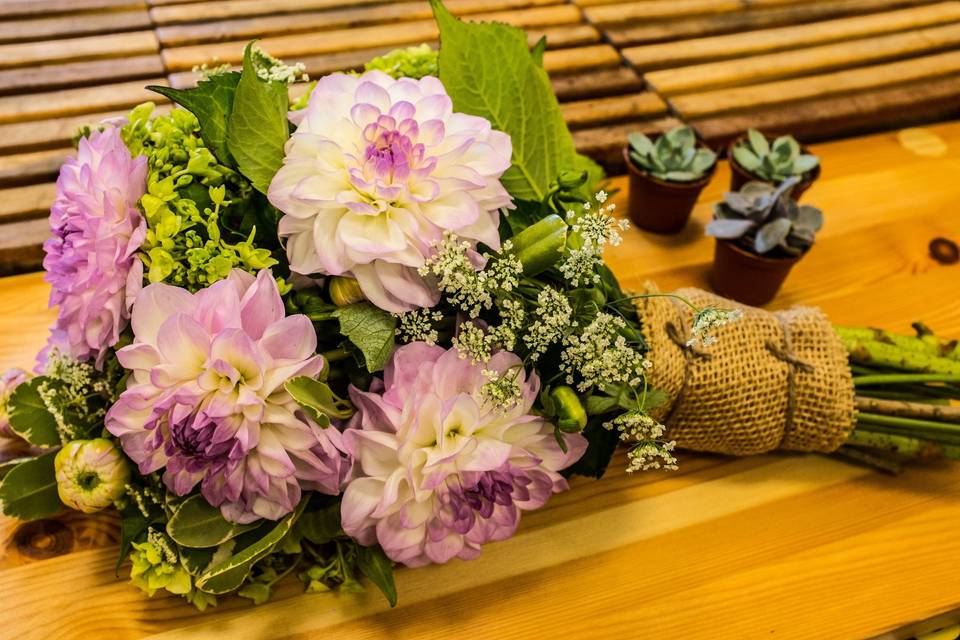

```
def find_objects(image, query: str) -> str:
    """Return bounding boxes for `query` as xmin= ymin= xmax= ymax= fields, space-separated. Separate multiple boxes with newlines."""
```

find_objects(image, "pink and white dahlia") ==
xmin=268 ymin=71 xmax=514 ymax=313
xmin=105 ymin=269 xmax=351 ymax=523
xmin=42 ymin=126 xmax=147 ymax=367
xmin=341 ymin=343 xmax=587 ymax=567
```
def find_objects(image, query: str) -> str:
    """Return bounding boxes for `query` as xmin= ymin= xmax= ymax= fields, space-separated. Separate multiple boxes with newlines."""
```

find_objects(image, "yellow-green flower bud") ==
xmin=550 ymin=386 xmax=588 ymax=432
xmin=329 ymin=276 xmax=365 ymax=307
xmin=54 ymin=438 xmax=130 ymax=513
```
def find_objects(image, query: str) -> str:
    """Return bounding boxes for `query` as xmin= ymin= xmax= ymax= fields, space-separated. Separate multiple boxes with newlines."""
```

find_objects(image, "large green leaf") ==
xmin=195 ymin=499 xmax=306 ymax=594
xmin=334 ymin=303 xmax=397 ymax=373
xmin=285 ymin=376 xmax=354 ymax=426
xmin=166 ymin=494 xmax=260 ymax=548
xmin=0 ymin=451 xmax=63 ymax=520
xmin=296 ymin=501 xmax=343 ymax=544
xmin=431 ymin=0 xmax=579 ymax=201
xmin=149 ymin=72 xmax=241 ymax=167
xmin=226 ymin=42 xmax=290 ymax=194
xmin=6 ymin=377 xmax=60 ymax=447
xmin=356 ymin=543 xmax=397 ymax=607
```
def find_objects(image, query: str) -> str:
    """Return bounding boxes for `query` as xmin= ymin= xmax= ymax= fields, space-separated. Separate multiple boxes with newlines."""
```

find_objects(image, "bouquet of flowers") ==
xmin=0 ymin=2 xmax=739 ymax=608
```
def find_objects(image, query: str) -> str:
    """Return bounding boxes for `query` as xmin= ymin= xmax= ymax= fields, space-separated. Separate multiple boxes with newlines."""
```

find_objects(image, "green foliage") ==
xmin=128 ymin=531 xmax=218 ymax=610
xmin=732 ymin=129 xmax=820 ymax=182
xmin=284 ymin=376 xmax=355 ymax=426
xmin=167 ymin=494 xmax=261 ymax=548
xmin=0 ymin=451 xmax=63 ymax=520
xmin=431 ymin=0 xmax=583 ymax=201
xmin=706 ymin=177 xmax=823 ymax=256
xmin=149 ymin=72 xmax=240 ymax=167
xmin=365 ymin=43 xmax=438 ymax=79
xmin=226 ymin=42 xmax=291 ymax=195
xmin=628 ymin=125 xmax=716 ymax=182
xmin=334 ymin=303 xmax=398 ymax=373
xmin=356 ymin=544 xmax=398 ymax=607
xmin=121 ymin=102 xmax=278 ymax=291
xmin=195 ymin=499 xmax=306 ymax=594
xmin=562 ymin=417 xmax=620 ymax=479
xmin=5 ymin=377 xmax=59 ymax=446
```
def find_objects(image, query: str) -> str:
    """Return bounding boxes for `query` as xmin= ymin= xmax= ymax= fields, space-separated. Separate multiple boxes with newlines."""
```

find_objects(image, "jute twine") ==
xmin=637 ymin=286 xmax=856 ymax=455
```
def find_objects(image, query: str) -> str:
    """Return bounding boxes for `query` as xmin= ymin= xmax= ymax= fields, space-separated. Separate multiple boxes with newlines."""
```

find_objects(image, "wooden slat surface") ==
xmin=2 ymin=122 xmax=960 ymax=639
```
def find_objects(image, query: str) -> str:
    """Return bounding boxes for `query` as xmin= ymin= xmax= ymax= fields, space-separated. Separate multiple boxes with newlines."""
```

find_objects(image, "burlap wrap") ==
xmin=637 ymin=287 xmax=857 ymax=455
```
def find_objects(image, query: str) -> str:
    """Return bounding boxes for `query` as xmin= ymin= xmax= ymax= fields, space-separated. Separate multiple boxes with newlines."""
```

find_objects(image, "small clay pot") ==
xmin=623 ymin=146 xmax=715 ymax=235
xmin=727 ymin=134 xmax=821 ymax=201
xmin=709 ymin=240 xmax=803 ymax=306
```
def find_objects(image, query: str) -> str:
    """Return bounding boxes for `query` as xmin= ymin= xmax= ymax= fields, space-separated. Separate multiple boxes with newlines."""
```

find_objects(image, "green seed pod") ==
xmin=508 ymin=214 xmax=568 ymax=276
xmin=329 ymin=276 xmax=365 ymax=307
xmin=550 ymin=386 xmax=588 ymax=432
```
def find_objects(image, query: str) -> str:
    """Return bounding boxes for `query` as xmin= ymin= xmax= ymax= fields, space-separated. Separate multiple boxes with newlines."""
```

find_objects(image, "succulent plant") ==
xmin=628 ymin=125 xmax=717 ymax=182
xmin=732 ymin=129 xmax=820 ymax=182
xmin=706 ymin=177 xmax=823 ymax=256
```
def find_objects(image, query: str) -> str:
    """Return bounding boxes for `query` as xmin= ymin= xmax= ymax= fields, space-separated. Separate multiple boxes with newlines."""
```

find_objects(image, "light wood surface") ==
xmin=1 ymin=120 xmax=960 ymax=639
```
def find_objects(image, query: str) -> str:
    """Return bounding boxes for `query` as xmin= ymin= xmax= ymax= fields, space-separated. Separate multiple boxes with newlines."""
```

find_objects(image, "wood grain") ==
xmin=0 ymin=31 xmax=159 ymax=71
xmin=2 ymin=122 xmax=960 ymax=639
xmin=0 ymin=79 xmax=168 ymax=126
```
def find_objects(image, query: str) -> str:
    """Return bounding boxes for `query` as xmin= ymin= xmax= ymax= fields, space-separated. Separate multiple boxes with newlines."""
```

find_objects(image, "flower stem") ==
xmin=857 ymin=412 xmax=960 ymax=436
xmin=853 ymin=373 xmax=960 ymax=386
xmin=855 ymin=396 xmax=960 ymax=423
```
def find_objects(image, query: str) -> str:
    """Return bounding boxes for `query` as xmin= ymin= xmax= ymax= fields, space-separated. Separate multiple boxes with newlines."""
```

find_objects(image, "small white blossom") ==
xmin=626 ymin=441 xmax=678 ymax=473
xmin=252 ymin=47 xmax=309 ymax=84
xmin=480 ymin=368 xmax=523 ymax=410
xmin=452 ymin=323 xmax=492 ymax=365
xmin=39 ymin=350 xmax=114 ymax=442
xmin=523 ymin=287 xmax=574 ymax=360
xmin=686 ymin=308 xmax=744 ymax=348
xmin=559 ymin=192 xmax=628 ymax=286
xmin=396 ymin=308 xmax=444 ymax=345
xmin=603 ymin=410 xmax=664 ymax=441
xmin=488 ymin=297 xmax=525 ymax=351
xmin=559 ymin=246 xmax=602 ymax=287
xmin=560 ymin=313 xmax=648 ymax=392
xmin=421 ymin=232 xmax=521 ymax=316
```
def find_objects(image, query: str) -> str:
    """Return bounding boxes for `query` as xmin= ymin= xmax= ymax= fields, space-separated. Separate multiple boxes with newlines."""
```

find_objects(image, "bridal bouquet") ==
xmin=0 ymin=2 xmax=740 ymax=608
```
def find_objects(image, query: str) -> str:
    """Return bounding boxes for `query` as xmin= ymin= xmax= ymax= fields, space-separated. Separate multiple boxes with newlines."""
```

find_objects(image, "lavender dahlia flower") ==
xmin=341 ymin=343 xmax=587 ymax=567
xmin=42 ymin=126 xmax=147 ymax=367
xmin=268 ymin=71 xmax=513 ymax=312
xmin=106 ymin=269 xmax=351 ymax=523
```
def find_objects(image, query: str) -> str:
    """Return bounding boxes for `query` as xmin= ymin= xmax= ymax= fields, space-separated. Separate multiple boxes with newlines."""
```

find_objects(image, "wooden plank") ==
xmin=0 ymin=105 xmax=172 ymax=155
xmin=0 ymin=218 xmax=47 ymax=275
xmin=0 ymin=55 xmax=165 ymax=95
xmin=647 ymin=22 xmax=960 ymax=95
xmin=150 ymin=0 xmax=559 ymax=25
xmin=669 ymin=50 xmax=960 ymax=118
xmin=0 ymin=10 xmax=152 ymax=45
xmin=156 ymin=0 xmax=565 ymax=45
xmin=0 ymin=79 xmax=168 ymax=126
xmin=0 ymin=31 xmax=159 ymax=71
xmin=0 ymin=149 xmax=67 ymax=189
xmin=622 ymin=2 xmax=960 ymax=71
xmin=691 ymin=75 xmax=960 ymax=147
xmin=0 ymin=0 xmax=145 ymax=19
xmin=560 ymin=93 xmax=668 ymax=129
xmin=583 ymin=0 xmax=807 ymax=25
xmin=0 ymin=183 xmax=56 ymax=224
xmin=160 ymin=8 xmax=585 ymax=71
xmin=551 ymin=67 xmax=644 ymax=101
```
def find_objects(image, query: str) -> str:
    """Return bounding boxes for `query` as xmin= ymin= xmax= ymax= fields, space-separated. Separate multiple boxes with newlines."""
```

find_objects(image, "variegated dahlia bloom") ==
xmin=105 ymin=269 xmax=351 ymax=523
xmin=42 ymin=126 xmax=147 ymax=367
xmin=341 ymin=343 xmax=587 ymax=567
xmin=268 ymin=71 xmax=514 ymax=313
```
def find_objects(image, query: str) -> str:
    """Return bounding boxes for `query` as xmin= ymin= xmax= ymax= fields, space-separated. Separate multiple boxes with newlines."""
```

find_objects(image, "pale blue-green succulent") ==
xmin=732 ymin=129 xmax=819 ymax=182
xmin=628 ymin=125 xmax=717 ymax=182
xmin=706 ymin=177 xmax=823 ymax=256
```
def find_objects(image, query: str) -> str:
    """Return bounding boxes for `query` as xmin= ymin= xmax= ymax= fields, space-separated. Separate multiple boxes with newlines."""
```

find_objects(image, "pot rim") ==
xmin=716 ymin=238 xmax=807 ymax=267
xmin=622 ymin=143 xmax=717 ymax=190
xmin=727 ymin=132 xmax=821 ymax=185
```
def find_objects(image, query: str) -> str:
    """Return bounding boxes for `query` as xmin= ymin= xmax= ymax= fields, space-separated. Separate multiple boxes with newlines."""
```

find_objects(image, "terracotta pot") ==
xmin=623 ymin=146 xmax=715 ymax=235
xmin=709 ymin=240 xmax=803 ymax=306
xmin=727 ymin=134 xmax=821 ymax=201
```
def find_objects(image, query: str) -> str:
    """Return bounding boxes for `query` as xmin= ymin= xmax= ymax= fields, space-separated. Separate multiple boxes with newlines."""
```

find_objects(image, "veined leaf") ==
xmin=226 ymin=42 xmax=290 ymax=194
xmin=0 ymin=451 xmax=63 ymax=520
xmin=149 ymin=72 xmax=240 ymax=166
xmin=431 ymin=0 xmax=580 ymax=202
xmin=166 ymin=494 xmax=260 ymax=548
xmin=6 ymin=377 xmax=60 ymax=447
xmin=333 ymin=303 xmax=397 ymax=373
xmin=356 ymin=544 xmax=398 ymax=607
xmin=285 ymin=376 xmax=354 ymax=426
xmin=195 ymin=499 xmax=306 ymax=594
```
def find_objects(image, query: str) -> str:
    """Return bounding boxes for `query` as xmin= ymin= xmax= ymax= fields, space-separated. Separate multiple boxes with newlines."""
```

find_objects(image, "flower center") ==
xmin=75 ymin=471 xmax=101 ymax=492
xmin=167 ymin=411 xmax=230 ymax=465
xmin=362 ymin=117 xmax=423 ymax=183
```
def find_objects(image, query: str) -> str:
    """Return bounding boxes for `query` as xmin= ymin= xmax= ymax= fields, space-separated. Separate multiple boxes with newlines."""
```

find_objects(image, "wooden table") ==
xmin=1 ymin=122 xmax=960 ymax=639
